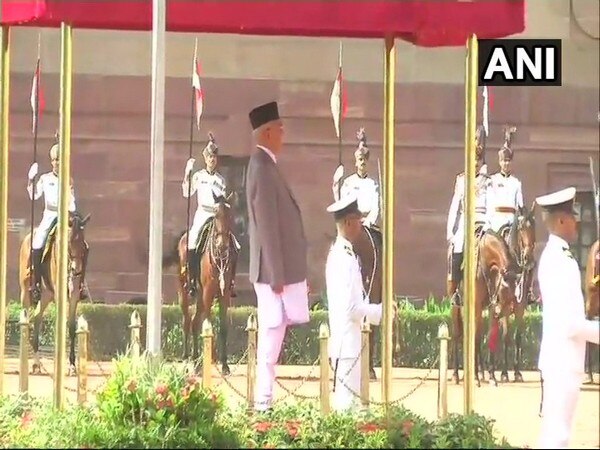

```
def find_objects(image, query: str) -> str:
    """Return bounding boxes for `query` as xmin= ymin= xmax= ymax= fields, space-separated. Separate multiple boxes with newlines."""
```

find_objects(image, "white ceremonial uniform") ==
xmin=326 ymin=234 xmax=382 ymax=412
xmin=28 ymin=171 xmax=77 ymax=250
xmin=182 ymin=168 xmax=227 ymax=250
xmin=490 ymin=171 xmax=523 ymax=232
xmin=536 ymin=189 xmax=600 ymax=449
xmin=446 ymin=164 xmax=493 ymax=254
xmin=334 ymin=173 xmax=380 ymax=227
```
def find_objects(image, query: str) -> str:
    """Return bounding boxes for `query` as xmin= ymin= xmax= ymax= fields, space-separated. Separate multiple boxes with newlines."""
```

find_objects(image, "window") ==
xmin=573 ymin=190 xmax=597 ymax=274
xmin=219 ymin=156 xmax=250 ymax=273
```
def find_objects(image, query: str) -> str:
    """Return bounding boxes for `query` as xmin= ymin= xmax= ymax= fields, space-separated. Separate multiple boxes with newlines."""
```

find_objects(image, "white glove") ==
xmin=184 ymin=158 xmax=195 ymax=176
xmin=333 ymin=164 xmax=344 ymax=185
xmin=28 ymin=162 xmax=39 ymax=180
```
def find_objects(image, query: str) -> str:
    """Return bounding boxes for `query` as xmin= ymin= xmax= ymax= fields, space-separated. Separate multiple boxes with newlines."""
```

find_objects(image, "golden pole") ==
xmin=54 ymin=22 xmax=73 ymax=410
xmin=463 ymin=34 xmax=478 ymax=415
xmin=0 ymin=25 xmax=10 ymax=397
xmin=381 ymin=34 xmax=396 ymax=414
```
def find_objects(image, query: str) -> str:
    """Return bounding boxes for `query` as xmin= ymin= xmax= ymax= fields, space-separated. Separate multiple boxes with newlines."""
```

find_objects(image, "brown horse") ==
xmin=584 ymin=239 xmax=599 ymax=383
xmin=451 ymin=228 xmax=518 ymax=387
xmin=163 ymin=192 xmax=237 ymax=375
xmin=19 ymin=211 xmax=91 ymax=376
xmin=490 ymin=204 xmax=536 ymax=384
xmin=351 ymin=224 xmax=400 ymax=380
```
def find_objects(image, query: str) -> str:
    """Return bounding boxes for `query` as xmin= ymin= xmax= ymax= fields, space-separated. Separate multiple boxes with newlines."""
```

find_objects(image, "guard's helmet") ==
xmin=354 ymin=127 xmax=369 ymax=160
xmin=202 ymin=132 xmax=219 ymax=157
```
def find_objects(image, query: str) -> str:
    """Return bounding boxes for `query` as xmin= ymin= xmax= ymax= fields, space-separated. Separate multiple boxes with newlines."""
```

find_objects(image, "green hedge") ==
xmin=4 ymin=301 xmax=599 ymax=371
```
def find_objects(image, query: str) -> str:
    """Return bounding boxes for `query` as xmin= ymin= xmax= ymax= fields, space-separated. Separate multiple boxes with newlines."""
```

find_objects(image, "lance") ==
xmin=28 ymin=33 xmax=41 ymax=295
xmin=336 ymin=42 xmax=343 ymax=200
xmin=184 ymin=39 xmax=199 ymax=282
xmin=589 ymin=156 xmax=599 ymax=240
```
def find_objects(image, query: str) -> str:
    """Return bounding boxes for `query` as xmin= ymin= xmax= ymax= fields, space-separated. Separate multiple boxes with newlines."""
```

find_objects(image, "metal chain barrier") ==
xmin=272 ymin=356 xmax=322 ymax=401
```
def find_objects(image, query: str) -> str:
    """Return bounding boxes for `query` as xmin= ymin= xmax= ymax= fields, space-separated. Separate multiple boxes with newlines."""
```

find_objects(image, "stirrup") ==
xmin=31 ymin=283 xmax=42 ymax=305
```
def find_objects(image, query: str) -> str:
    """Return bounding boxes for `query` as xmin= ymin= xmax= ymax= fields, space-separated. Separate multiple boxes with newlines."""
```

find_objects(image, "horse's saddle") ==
xmin=194 ymin=218 xmax=215 ymax=256
xmin=498 ymin=223 xmax=511 ymax=243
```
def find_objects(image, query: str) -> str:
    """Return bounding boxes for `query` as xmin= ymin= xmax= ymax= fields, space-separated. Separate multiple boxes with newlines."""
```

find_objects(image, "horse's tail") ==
xmin=162 ymin=230 xmax=186 ymax=269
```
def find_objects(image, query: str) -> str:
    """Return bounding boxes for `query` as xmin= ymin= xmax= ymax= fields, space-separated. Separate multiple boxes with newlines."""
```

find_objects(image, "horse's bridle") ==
xmin=208 ymin=216 xmax=232 ymax=295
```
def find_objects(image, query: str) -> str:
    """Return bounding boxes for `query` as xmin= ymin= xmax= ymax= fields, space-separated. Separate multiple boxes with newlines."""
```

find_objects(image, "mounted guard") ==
xmin=490 ymin=125 xmax=523 ymax=240
xmin=26 ymin=139 xmax=89 ymax=304
xmin=332 ymin=127 xmax=382 ymax=249
xmin=182 ymin=132 xmax=241 ymax=298
xmin=446 ymin=125 xmax=494 ymax=305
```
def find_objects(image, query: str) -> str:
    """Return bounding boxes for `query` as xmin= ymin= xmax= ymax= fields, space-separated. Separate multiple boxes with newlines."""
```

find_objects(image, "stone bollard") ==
xmin=319 ymin=323 xmax=330 ymax=415
xmin=202 ymin=319 xmax=213 ymax=389
xmin=360 ymin=318 xmax=371 ymax=409
xmin=19 ymin=309 xmax=29 ymax=396
xmin=76 ymin=315 xmax=89 ymax=406
xmin=245 ymin=313 xmax=257 ymax=412
xmin=437 ymin=322 xmax=450 ymax=419
xmin=129 ymin=310 xmax=141 ymax=362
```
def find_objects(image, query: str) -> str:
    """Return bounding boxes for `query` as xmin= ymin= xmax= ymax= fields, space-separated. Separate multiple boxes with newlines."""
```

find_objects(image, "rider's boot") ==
xmin=229 ymin=235 xmax=238 ymax=298
xmin=31 ymin=248 xmax=43 ymax=305
xmin=186 ymin=250 xmax=200 ymax=298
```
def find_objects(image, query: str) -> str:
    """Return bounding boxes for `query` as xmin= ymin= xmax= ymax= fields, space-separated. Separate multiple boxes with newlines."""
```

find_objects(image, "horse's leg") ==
xmin=191 ymin=287 xmax=204 ymax=364
xmin=31 ymin=298 xmax=48 ymax=375
xmin=451 ymin=305 xmax=462 ymax=384
xmin=218 ymin=294 xmax=230 ymax=376
xmin=368 ymin=326 xmax=377 ymax=380
xmin=179 ymin=276 xmax=192 ymax=361
xmin=513 ymin=306 xmax=524 ymax=383
xmin=67 ymin=280 xmax=80 ymax=376
xmin=500 ymin=316 xmax=510 ymax=383
xmin=486 ymin=313 xmax=498 ymax=387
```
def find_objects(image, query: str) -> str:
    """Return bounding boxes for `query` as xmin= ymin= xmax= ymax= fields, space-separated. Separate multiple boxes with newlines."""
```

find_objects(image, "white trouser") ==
xmin=32 ymin=211 xmax=57 ymax=250
xmin=537 ymin=374 xmax=581 ymax=449
xmin=491 ymin=212 xmax=515 ymax=233
xmin=187 ymin=211 xmax=212 ymax=250
xmin=332 ymin=356 xmax=361 ymax=412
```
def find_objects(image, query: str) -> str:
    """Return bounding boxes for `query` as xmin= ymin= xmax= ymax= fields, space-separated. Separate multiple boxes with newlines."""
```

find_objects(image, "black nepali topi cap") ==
xmin=249 ymin=101 xmax=280 ymax=130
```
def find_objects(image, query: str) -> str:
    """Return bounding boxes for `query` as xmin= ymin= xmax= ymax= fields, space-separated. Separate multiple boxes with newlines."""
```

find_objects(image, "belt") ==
xmin=495 ymin=207 xmax=516 ymax=213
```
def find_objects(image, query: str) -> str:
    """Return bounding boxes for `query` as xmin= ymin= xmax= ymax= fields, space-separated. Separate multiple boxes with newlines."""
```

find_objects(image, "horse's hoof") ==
xmin=221 ymin=364 xmax=231 ymax=376
xmin=476 ymin=378 xmax=481 ymax=388
xmin=513 ymin=371 xmax=524 ymax=383
xmin=67 ymin=365 xmax=77 ymax=377
xmin=583 ymin=373 xmax=594 ymax=384
xmin=488 ymin=376 xmax=498 ymax=387
xmin=31 ymin=363 xmax=41 ymax=375
xmin=500 ymin=372 xmax=510 ymax=383
xmin=369 ymin=369 xmax=377 ymax=381
xmin=452 ymin=372 xmax=460 ymax=384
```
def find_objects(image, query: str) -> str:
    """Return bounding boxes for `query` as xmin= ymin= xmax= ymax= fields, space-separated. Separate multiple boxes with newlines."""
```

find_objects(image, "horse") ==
xmin=584 ymin=239 xmax=599 ymax=383
xmin=451 ymin=228 xmax=518 ymax=387
xmin=351 ymin=223 xmax=401 ymax=380
xmin=18 ymin=211 xmax=91 ymax=376
xmin=490 ymin=204 xmax=536 ymax=383
xmin=163 ymin=192 xmax=237 ymax=376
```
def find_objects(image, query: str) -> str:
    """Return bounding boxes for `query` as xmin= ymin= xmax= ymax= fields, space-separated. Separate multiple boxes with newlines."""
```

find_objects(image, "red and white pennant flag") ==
xmin=30 ymin=57 xmax=45 ymax=135
xmin=192 ymin=39 xmax=204 ymax=130
xmin=482 ymin=86 xmax=493 ymax=137
xmin=330 ymin=43 xmax=347 ymax=139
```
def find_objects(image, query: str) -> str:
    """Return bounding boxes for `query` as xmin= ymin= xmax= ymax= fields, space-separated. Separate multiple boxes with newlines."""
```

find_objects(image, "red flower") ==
xmin=211 ymin=392 xmax=218 ymax=404
xmin=254 ymin=421 xmax=273 ymax=433
xmin=285 ymin=420 xmax=301 ymax=438
xmin=402 ymin=420 xmax=414 ymax=436
xmin=155 ymin=382 xmax=168 ymax=396
xmin=20 ymin=411 xmax=33 ymax=429
xmin=358 ymin=422 xmax=381 ymax=433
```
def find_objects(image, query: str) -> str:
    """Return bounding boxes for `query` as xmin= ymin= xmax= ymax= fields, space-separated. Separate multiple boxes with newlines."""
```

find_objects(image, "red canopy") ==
xmin=1 ymin=0 xmax=524 ymax=46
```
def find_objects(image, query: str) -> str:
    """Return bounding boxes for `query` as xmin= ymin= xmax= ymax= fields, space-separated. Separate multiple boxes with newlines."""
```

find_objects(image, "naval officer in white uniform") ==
xmin=535 ymin=186 xmax=599 ymax=449
xmin=325 ymin=193 xmax=395 ymax=412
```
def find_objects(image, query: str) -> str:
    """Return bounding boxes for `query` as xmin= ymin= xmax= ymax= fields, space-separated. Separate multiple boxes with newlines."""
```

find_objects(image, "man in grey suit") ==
xmin=246 ymin=101 xmax=310 ymax=411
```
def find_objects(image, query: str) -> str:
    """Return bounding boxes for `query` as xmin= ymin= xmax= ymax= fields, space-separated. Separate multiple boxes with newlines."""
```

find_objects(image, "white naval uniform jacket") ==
xmin=334 ymin=173 xmax=380 ymax=227
xmin=489 ymin=171 xmax=523 ymax=232
xmin=182 ymin=168 xmax=227 ymax=228
xmin=326 ymin=235 xmax=382 ymax=360
xmin=28 ymin=171 xmax=77 ymax=213
xmin=537 ymin=234 xmax=600 ymax=379
xmin=446 ymin=165 xmax=493 ymax=254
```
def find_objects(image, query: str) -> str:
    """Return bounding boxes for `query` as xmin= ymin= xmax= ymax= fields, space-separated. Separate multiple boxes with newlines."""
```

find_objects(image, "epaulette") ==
xmin=563 ymin=247 xmax=575 ymax=260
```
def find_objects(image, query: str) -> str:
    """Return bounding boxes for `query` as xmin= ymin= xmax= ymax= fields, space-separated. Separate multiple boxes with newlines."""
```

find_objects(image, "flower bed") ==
xmin=0 ymin=354 xmax=519 ymax=449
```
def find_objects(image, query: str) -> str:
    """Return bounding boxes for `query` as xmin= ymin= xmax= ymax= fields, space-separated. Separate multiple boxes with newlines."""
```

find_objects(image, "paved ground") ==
xmin=2 ymin=357 xmax=599 ymax=449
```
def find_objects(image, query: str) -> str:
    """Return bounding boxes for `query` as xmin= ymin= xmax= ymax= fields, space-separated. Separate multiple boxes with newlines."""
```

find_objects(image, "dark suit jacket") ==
xmin=246 ymin=147 xmax=307 ymax=288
